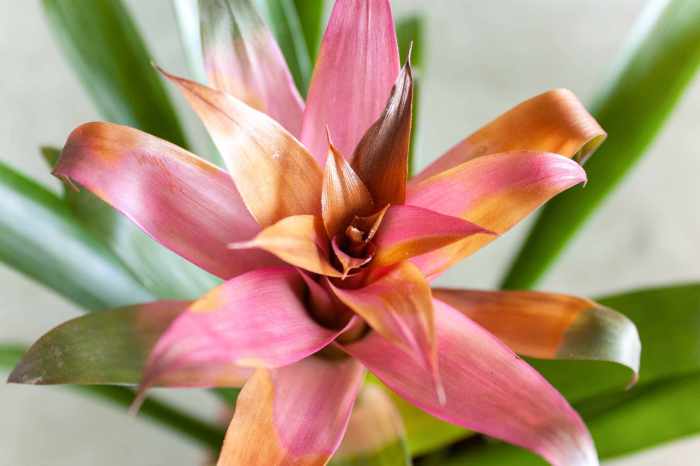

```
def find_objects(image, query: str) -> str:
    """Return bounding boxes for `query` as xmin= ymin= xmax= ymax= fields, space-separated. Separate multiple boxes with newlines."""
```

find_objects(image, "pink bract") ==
xmin=11 ymin=1 xmax=643 ymax=466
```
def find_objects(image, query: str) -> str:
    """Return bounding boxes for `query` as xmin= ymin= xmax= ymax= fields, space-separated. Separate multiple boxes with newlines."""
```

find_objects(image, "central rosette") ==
xmin=328 ymin=207 xmax=385 ymax=280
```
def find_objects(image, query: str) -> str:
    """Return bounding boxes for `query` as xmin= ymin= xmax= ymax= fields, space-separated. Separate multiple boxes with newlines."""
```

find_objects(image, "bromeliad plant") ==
xmin=8 ymin=1 xmax=642 ymax=465
xmin=3 ymin=0 xmax=700 ymax=465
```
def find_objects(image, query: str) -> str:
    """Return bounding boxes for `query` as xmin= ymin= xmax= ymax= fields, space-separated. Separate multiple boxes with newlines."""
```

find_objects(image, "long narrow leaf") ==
xmin=43 ymin=147 xmax=220 ymax=300
xmin=441 ymin=373 xmax=700 ymax=466
xmin=396 ymin=14 xmax=425 ymax=176
xmin=293 ymin=0 xmax=324 ymax=63
xmin=256 ymin=0 xmax=312 ymax=93
xmin=173 ymin=0 xmax=208 ymax=83
xmin=42 ymin=0 xmax=189 ymax=148
xmin=0 ymin=161 xmax=152 ymax=310
xmin=531 ymin=283 xmax=700 ymax=402
xmin=501 ymin=0 xmax=700 ymax=289
xmin=1 ymin=344 xmax=223 ymax=449
xmin=414 ymin=283 xmax=700 ymax=457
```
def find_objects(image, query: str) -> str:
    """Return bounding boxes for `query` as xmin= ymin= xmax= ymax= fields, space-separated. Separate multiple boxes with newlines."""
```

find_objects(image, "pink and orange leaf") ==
xmin=9 ymin=1 xmax=641 ymax=465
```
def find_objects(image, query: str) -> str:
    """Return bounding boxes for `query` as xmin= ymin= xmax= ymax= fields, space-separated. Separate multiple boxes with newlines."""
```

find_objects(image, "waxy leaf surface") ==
xmin=217 ymin=357 xmax=364 ymax=465
xmin=200 ymin=0 xmax=305 ymax=135
xmin=345 ymin=300 xmax=597 ymax=466
xmin=301 ymin=0 xmax=400 ymax=163
xmin=55 ymin=122 xmax=278 ymax=280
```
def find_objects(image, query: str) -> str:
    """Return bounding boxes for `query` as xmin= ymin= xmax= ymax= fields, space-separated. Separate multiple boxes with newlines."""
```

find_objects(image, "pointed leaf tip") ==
xmin=433 ymin=289 xmax=641 ymax=384
xmin=352 ymin=60 xmax=414 ymax=206
xmin=301 ymin=0 xmax=400 ymax=163
xmin=322 ymin=144 xmax=374 ymax=238
xmin=199 ymin=0 xmax=304 ymax=135
xmin=160 ymin=68 xmax=323 ymax=227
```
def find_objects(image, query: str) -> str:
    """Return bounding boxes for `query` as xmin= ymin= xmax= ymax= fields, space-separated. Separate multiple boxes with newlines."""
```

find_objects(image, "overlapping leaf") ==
xmin=430 ymin=283 xmax=700 ymax=463
xmin=0 ymin=160 xmax=152 ymax=310
xmin=502 ymin=0 xmax=700 ymax=289
xmin=42 ymin=0 xmax=188 ymax=148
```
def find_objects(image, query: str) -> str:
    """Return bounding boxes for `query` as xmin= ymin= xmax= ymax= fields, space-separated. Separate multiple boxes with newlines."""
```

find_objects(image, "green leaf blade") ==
xmin=396 ymin=14 xmax=426 ymax=177
xmin=44 ymin=146 xmax=220 ymax=301
xmin=501 ymin=0 xmax=700 ymax=290
xmin=293 ymin=0 xmax=324 ymax=63
xmin=42 ymin=0 xmax=189 ymax=148
xmin=255 ymin=0 xmax=313 ymax=93
xmin=1 ymin=344 xmax=223 ymax=449
xmin=0 ymin=161 xmax=153 ymax=310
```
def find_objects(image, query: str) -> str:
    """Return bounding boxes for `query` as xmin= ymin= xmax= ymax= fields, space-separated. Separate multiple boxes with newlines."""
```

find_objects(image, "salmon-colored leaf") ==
xmin=406 ymin=151 xmax=586 ymax=278
xmin=413 ymin=89 xmax=605 ymax=183
xmin=160 ymin=69 xmax=322 ymax=227
xmin=232 ymin=215 xmax=342 ymax=277
xmin=140 ymin=268 xmax=340 ymax=392
xmin=433 ymin=288 xmax=640 ymax=381
xmin=54 ymin=122 xmax=278 ymax=280
xmin=322 ymin=143 xmax=374 ymax=238
xmin=344 ymin=300 xmax=598 ymax=466
xmin=217 ymin=357 xmax=364 ymax=466
xmin=330 ymin=262 xmax=442 ymax=402
xmin=372 ymin=205 xmax=491 ymax=269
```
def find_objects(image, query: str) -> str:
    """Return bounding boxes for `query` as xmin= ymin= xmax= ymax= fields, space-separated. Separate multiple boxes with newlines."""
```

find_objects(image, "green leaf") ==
xmin=1 ymin=344 xmax=224 ymax=450
xmin=331 ymin=442 xmax=411 ymax=466
xmin=396 ymin=14 xmax=425 ymax=176
xmin=0 ymin=344 xmax=25 ymax=368
xmin=433 ymin=283 xmax=700 ymax=463
xmin=367 ymin=374 xmax=468 ymax=457
xmin=501 ymin=0 xmax=700 ymax=290
xmin=532 ymin=283 xmax=700 ymax=403
xmin=255 ymin=0 xmax=313 ymax=94
xmin=8 ymin=302 xmax=187 ymax=386
xmin=43 ymin=146 xmax=220 ymax=300
xmin=293 ymin=0 xmax=325 ymax=63
xmin=578 ymin=373 xmax=700 ymax=459
xmin=331 ymin=384 xmax=412 ymax=466
xmin=173 ymin=0 xmax=208 ymax=83
xmin=0 ymin=160 xmax=153 ymax=310
xmin=42 ymin=0 xmax=189 ymax=148
xmin=393 ymin=391 xmax=468 ymax=456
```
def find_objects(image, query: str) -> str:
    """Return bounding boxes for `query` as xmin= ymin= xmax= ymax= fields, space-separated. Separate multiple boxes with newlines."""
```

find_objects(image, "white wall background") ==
xmin=1 ymin=0 xmax=698 ymax=464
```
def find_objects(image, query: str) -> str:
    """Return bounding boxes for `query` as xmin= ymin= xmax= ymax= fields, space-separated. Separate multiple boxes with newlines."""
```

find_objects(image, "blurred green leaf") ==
xmin=43 ymin=146 xmax=219 ymax=300
xmin=39 ymin=0 xmax=223 ymax=302
xmin=393 ymin=391 xmax=468 ymax=456
xmin=8 ymin=302 xmax=186 ymax=386
xmin=501 ymin=0 xmax=700 ymax=290
xmin=293 ymin=0 xmax=325 ymax=63
xmin=434 ymin=283 xmax=700 ymax=463
xmin=578 ymin=373 xmax=700 ymax=459
xmin=173 ymin=0 xmax=208 ymax=83
xmin=396 ymin=14 xmax=425 ymax=176
xmin=0 ymin=160 xmax=153 ymax=310
xmin=256 ymin=0 xmax=312 ymax=94
xmin=42 ymin=0 xmax=189 ymax=148
xmin=532 ymin=283 xmax=700 ymax=402
xmin=1 ymin=343 xmax=224 ymax=449
xmin=0 ymin=344 xmax=25 ymax=368
xmin=331 ymin=441 xmax=411 ymax=466
xmin=367 ymin=374 xmax=468 ymax=457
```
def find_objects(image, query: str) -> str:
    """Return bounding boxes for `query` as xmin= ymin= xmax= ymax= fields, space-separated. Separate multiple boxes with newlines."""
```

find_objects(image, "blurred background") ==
xmin=1 ymin=0 xmax=698 ymax=464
